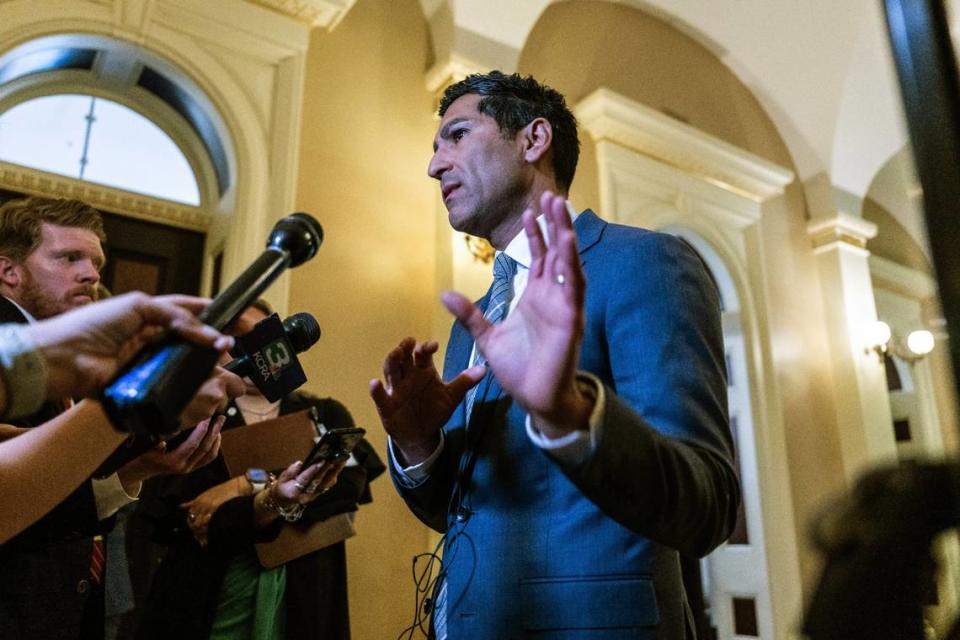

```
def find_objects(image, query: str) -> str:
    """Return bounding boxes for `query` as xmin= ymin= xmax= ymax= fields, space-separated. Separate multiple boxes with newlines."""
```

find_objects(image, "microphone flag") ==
xmin=235 ymin=313 xmax=307 ymax=401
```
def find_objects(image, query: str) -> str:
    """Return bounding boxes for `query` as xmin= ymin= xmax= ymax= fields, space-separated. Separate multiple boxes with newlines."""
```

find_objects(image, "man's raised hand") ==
xmin=369 ymin=337 xmax=485 ymax=464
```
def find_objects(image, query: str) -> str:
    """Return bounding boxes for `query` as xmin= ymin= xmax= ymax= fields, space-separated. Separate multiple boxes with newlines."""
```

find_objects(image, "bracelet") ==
xmin=0 ymin=324 xmax=48 ymax=420
xmin=260 ymin=480 xmax=305 ymax=522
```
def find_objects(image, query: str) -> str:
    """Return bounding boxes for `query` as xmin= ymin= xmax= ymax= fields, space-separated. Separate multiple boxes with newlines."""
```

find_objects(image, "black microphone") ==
xmin=100 ymin=213 xmax=323 ymax=437
xmin=225 ymin=312 xmax=321 ymax=379
xmin=93 ymin=312 xmax=321 ymax=477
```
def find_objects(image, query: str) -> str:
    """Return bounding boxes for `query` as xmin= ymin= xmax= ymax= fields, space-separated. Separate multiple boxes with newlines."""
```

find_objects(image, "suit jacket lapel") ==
xmin=444 ymin=317 xmax=475 ymax=385
xmin=0 ymin=295 xmax=29 ymax=325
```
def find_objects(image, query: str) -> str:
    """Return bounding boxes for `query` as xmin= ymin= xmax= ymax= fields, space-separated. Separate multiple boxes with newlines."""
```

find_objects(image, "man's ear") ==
xmin=0 ymin=256 xmax=22 ymax=289
xmin=521 ymin=117 xmax=553 ymax=164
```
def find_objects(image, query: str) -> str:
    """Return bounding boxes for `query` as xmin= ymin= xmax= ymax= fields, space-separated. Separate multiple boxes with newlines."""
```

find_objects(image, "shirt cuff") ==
xmin=92 ymin=473 xmax=140 ymax=520
xmin=389 ymin=432 xmax=445 ymax=488
xmin=0 ymin=323 xmax=47 ymax=421
xmin=525 ymin=372 xmax=606 ymax=467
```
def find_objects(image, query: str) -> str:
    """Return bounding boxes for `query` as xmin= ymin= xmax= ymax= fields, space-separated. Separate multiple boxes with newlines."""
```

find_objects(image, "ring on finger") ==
xmin=555 ymin=273 xmax=566 ymax=286
xmin=188 ymin=512 xmax=197 ymax=521
xmin=294 ymin=480 xmax=308 ymax=492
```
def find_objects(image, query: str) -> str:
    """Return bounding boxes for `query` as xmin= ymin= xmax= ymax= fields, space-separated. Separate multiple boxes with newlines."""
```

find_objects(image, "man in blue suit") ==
xmin=371 ymin=71 xmax=738 ymax=639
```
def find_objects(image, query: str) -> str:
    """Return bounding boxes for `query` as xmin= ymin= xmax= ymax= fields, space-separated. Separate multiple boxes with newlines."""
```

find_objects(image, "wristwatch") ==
xmin=245 ymin=468 xmax=270 ymax=494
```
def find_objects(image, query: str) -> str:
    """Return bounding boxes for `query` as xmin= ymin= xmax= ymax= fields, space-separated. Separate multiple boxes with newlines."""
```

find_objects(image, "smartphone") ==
xmin=303 ymin=427 xmax=366 ymax=467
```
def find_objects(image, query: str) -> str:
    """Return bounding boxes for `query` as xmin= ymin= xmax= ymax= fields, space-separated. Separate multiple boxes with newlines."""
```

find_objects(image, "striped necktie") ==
xmin=89 ymin=534 xmax=105 ymax=586
xmin=463 ymin=252 xmax=516 ymax=419
xmin=437 ymin=252 xmax=517 ymax=640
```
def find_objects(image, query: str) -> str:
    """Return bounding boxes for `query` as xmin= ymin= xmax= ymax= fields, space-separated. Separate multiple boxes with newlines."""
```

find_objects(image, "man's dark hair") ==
xmin=439 ymin=71 xmax=580 ymax=192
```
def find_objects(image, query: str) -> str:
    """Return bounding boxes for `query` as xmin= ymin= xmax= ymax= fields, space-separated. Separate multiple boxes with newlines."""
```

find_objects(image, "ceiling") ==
xmin=418 ymin=0 xmax=938 ymax=251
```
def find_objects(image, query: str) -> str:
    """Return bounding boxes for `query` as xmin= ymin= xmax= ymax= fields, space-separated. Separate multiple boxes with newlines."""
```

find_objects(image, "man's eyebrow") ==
xmin=433 ymin=117 xmax=469 ymax=152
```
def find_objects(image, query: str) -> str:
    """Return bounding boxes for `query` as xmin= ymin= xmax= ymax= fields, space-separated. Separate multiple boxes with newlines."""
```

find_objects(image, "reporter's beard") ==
xmin=19 ymin=272 xmax=98 ymax=320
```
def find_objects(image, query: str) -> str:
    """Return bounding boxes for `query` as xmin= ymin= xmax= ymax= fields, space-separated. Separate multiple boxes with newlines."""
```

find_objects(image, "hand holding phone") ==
xmin=303 ymin=427 xmax=365 ymax=468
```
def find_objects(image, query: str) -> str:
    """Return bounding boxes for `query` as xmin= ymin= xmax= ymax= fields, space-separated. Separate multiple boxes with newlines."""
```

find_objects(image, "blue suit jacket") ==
xmin=392 ymin=210 xmax=738 ymax=639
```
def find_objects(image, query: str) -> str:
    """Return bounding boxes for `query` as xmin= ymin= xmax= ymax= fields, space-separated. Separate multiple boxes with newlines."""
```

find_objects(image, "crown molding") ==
xmin=244 ymin=0 xmax=356 ymax=29
xmin=576 ymin=87 xmax=794 ymax=203
xmin=869 ymin=254 xmax=937 ymax=300
xmin=0 ymin=161 xmax=212 ymax=231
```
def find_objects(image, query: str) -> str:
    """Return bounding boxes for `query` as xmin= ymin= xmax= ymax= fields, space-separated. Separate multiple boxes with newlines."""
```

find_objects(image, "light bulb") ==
xmin=906 ymin=330 xmax=934 ymax=356
xmin=867 ymin=321 xmax=891 ymax=351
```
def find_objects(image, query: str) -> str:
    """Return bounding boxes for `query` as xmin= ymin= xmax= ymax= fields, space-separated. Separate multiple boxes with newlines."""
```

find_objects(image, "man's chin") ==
xmin=62 ymin=296 xmax=94 ymax=312
xmin=448 ymin=208 xmax=482 ymax=237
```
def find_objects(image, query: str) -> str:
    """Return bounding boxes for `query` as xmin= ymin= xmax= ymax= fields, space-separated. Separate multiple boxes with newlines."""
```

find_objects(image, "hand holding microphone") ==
xmin=101 ymin=213 xmax=324 ymax=437
xmin=94 ymin=309 xmax=320 ymax=477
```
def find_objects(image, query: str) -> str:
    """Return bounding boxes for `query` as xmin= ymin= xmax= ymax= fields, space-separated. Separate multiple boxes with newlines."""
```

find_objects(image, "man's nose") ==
xmin=428 ymin=149 xmax=448 ymax=180
xmin=78 ymin=260 xmax=100 ymax=284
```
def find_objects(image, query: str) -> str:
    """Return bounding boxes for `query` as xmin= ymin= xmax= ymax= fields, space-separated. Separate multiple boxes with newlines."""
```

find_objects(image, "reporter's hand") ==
xmin=178 ymin=367 xmax=244 ymax=427
xmin=273 ymin=458 xmax=346 ymax=507
xmin=185 ymin=460 xmax=347 ymax=546
xmin=28 ymin=293 xmax=234 ymax=400
xmin=117 ymin=415 xmax=225 ymax=492
xmin=181 ymin=473 xmax=246 ymax=547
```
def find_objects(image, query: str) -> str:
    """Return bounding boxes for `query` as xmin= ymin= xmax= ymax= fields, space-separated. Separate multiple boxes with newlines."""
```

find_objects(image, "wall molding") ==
xmin=0 ymin=161 xmax=212 ymax=230
xmin=245 ymin=0 xmax=357 ymax=29
xmin=576 ymin=87 xmax=794 ymax=203
xmin=869 ymin=254 xmax=937 ymax=301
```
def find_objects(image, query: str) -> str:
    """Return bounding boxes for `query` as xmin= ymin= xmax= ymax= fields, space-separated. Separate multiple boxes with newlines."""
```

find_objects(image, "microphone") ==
xmin=93 ymin=312 xmax=321 ymax=477
xmin=225 ymin=312 xmax=321 ymax=400
xmin=100 ymin=213 xmax=324 ymax=437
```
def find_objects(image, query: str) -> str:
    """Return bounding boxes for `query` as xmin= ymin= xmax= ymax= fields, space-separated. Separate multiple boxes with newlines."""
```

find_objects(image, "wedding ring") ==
xmin=294 ymin=480 xmax=308 ymax=492
xmin=555 ymin=273 xmax=566 ymax=286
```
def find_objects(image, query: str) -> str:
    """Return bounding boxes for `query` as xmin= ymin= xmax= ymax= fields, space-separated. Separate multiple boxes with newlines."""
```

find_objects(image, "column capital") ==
xmin=807 ymin=212 xmax=878 ymax=255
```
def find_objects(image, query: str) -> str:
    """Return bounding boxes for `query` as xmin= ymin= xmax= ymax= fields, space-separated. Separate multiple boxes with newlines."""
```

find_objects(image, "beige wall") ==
xmin=520 ymin=0 xmax=847 ymax=594
xmin=291 ymin=1 xmax=439 ymax=637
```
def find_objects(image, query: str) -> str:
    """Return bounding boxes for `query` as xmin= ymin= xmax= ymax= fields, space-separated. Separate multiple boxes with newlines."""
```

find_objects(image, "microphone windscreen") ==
xmin=269 ymin=212 xmax=323 ymax=267
xmin=283 ymin=312 xmax=321 ymax=353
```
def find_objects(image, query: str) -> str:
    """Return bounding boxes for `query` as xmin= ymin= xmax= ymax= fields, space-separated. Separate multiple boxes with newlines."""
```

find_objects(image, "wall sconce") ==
xmin=866 ymin=320 xmax=935 ymax=362
xmin=464 ymin=234 xmax=495 ymax=264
